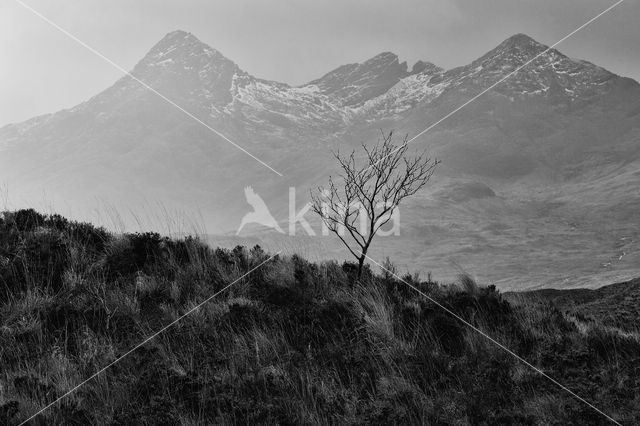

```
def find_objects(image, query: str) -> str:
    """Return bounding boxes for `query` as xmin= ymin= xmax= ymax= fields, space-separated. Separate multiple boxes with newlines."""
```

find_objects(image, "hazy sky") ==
xmin=1 ymin=0 xmax=638 ymax=125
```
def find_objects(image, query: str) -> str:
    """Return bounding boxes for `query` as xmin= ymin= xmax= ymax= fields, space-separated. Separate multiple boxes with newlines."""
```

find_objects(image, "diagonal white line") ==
xmin=19 ymin=252 xmax=281 ymax=425
xmin=267 ymin=0 xmax=624 ymax=423
xmin=363 ymin=253 xmax=621 ymax=425
xmin=12 ymin=1 xmax=627 ymax=424
xmin=362 ymin=0 xmax=626 ymax=174
xmin=13 ymin=0 xmax=283 ymax=177
xmin=306 ymin=6 xmax=627 ymax=421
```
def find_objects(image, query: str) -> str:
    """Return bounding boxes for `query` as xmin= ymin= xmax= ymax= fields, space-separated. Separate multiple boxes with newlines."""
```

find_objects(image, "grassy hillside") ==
xmin=0 ymin=209 xmax=638 ymax=425
xmin=507 ymin=278 xmax=640 ymax=334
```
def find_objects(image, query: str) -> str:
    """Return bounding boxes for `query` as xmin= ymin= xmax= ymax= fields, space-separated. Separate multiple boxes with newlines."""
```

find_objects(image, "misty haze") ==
xmin=1 ymin=1 xmax=639 ymax=425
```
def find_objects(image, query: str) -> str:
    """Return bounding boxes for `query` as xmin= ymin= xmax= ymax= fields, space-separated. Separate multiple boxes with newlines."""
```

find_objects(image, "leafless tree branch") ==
xmin=311 ymin=130 xmax=440 ymax=278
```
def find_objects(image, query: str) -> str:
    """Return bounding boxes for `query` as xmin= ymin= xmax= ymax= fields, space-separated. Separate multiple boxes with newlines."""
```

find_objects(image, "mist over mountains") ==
xmin=2 ymin=30 xmax=639 ymax=289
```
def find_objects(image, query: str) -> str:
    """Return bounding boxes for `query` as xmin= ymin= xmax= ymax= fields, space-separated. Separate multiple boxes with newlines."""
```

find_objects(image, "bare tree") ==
xmin=311 ymin=131 xmax=440 ymax=278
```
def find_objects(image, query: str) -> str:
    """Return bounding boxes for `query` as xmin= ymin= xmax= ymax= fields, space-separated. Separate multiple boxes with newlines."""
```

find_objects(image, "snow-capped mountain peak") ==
xmin=1 ymin=32 xmax=631 ymax=155
xmin=141 ymin=30 xmax=231 ymax=66
xmin=305 ymin=51 xmax=428 ymax=107
xmin=495 ymin=33 xmax=545 ymax=53
xmin=93 ymin=31 xmax=627 ymax=129
xmin=439 ymin=33 xmax=618 ymax=100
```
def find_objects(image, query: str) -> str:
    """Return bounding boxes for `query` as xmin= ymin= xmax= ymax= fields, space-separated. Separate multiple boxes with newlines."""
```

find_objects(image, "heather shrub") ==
xmin=7 ymin=209 xmax=46 ymax=232
xmin=13 ymin=228 xmax=68 ymax=293
xmin=0 ymin=210 xmax=637 ymax=425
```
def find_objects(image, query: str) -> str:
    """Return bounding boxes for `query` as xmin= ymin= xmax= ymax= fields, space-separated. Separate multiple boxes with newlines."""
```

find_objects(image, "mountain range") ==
xmin=1 ymin=30 xmax=639 ymax=289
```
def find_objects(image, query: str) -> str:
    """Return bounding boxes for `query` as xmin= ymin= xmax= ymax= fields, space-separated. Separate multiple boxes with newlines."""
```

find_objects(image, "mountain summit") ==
xmin=122 ymin=30 xmax=245 ymax=106
xmin=307 ymin=52 xmax=428 ymax=107
xmin=135 ymin=30 xmax=239 ymax=73
xmin=451 ymin=33 xmax=618 ymax=99
xmin=496 ymin=33 xmax=545 ymax=52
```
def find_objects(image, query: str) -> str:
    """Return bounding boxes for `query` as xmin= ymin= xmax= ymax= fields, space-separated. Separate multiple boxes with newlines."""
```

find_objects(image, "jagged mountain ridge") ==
xmin=1 ymin=31 xmax=623 ymax=141
xmin=1 ymin=30 xmax=640 ymax=289
xmin=131 ymin=31 xmax=626 ymax=124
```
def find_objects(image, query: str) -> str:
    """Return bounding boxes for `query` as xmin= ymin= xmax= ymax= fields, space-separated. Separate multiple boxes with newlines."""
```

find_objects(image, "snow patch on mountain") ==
xmin=350 ymin=65 xmax=448 ymax=120
xmin=0 ymin=31 xmax=628 ymax=148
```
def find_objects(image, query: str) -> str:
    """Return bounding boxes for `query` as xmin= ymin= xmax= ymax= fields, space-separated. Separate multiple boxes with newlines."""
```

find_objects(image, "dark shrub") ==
xmin=66 ymin=221 xmax=110 ymax=253
xmin=214 ymin=247 xmax=234 ymax=266
xmin=213 ymin=245 xmax=249 ymax=271
xmin=0 ymin=401 xmax=19 ymax=425
xmin=44 ymin=213 xmax=70 ymax=231
xmin=225 ymin=301 xmax=265 ymax=331
xmin=292 ymin=254 xmax=318 ymax=291
xmin=13 ymin=375 xmax=57 ymax=403
xmin=49 ymin=401 xmax=95 ymax=426
xmin=13 ymin=230 xmax=68 ymax=292
xmin=366 ymin=383 xmax=428 ymax=425
xmin=166 ymin=235 xmax=209 ymax=265
xmin=587 ymin=327 xmax=640 ymax=359
xmin=129 ymin=232 xmax=167 ymax=268
xmin=264 ymin=283 xmax=308 ymax=307
xmin=138 ymin=280 xmax=173 ymax=321
xmin=112 ymin=395 xmax=181 ymax=426
xmin=233 ymin=245 xmax=249 ymax=270
xmin=466 ymin=356 xmax=525 ymax=424
xmin=342 ymin=261 xmax=372 ymax=283
xmin=250 ymin=244 xmax=266 ymax=261
xmin=386 ymin=272 xmax=430 ymax=300
xmin=299 ymin=300 xmax=364 ymax=348
xmin=9 ymin=209 xmax=46 ymax=232
xmin=424 ymin=307 xmax=466 ymax=354
xmin=104 ymin=232 xmax=169 ymax=278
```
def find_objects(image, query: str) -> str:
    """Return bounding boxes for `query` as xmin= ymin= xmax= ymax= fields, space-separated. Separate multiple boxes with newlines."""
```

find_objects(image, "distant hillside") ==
xmin=1 ymin=210 xmax=639 ymax=424
xmin=508 ymin=278 xmax=640 ymax=333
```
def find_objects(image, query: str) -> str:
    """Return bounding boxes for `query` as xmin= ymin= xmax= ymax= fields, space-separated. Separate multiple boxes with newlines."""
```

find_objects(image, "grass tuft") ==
xmin=0 ymin=209 xmax=639 ymax=425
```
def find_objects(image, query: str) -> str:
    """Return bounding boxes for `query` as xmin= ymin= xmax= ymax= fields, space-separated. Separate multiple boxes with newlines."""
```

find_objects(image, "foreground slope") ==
xmin=1 ymin=210 xmax=639 ymax=424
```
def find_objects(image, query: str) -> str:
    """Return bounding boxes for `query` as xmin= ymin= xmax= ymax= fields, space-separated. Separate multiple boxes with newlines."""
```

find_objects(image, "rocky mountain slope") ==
xmin=1 ymin=30 xmax=639 ymax=289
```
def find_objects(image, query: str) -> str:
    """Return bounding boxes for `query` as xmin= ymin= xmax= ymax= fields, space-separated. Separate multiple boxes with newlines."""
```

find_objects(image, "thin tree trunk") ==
xmin=357 ymin=254 xmax=366 ymax=279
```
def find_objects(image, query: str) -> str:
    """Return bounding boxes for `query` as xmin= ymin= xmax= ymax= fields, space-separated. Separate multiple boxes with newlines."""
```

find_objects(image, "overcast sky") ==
xmin=1 ymin=0 xmax=637 ymax=125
